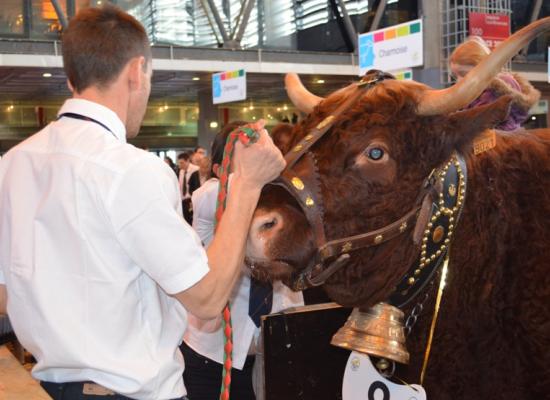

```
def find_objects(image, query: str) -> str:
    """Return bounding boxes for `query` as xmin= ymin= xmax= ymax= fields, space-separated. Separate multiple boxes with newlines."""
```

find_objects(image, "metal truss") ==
xmin=201 ymin=0 xmax=257 ymax=49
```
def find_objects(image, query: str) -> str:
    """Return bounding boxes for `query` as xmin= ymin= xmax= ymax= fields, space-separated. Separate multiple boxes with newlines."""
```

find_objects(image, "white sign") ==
xmin=359 ymin=19 xmax=423 ymax=76
xmin=342 ymin=352 xmax=426 ymax=400
xmin=212 ymin=69 xmax=246 ymax=104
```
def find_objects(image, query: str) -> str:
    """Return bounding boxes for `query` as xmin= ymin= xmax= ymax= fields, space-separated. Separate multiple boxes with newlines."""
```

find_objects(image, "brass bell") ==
xmin=331 ymin=302 xmax=409 ymax=364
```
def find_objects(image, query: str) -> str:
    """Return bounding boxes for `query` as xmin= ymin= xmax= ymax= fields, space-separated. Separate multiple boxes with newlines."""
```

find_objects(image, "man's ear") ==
xmin=67 ymin=79 xmax=75 ymax=93
xmin=444 ymin=95 xmax=513 ymax=154
xmin=127 ymin=56 xmax=146 ymax=91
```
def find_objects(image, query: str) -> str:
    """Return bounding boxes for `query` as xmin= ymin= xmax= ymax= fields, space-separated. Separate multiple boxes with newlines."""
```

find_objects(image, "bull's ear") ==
xmin=444 ymin=95 xmax=512 ymax=155
xmin=270 ymin=123 xmax=296 ymax=155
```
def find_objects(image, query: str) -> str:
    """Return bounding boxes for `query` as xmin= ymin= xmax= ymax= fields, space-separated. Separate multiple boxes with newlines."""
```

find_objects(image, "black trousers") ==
xmin=181 ymin=341 xmax=256 ymax=400
xmin=182 ymin=199 xmax=193 ymax=225
xmin=40 ymin=381 xmax=188 ymax=400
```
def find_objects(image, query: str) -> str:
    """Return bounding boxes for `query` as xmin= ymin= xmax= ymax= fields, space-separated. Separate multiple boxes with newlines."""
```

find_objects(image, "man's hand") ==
xmin=231 ymin=120 xmax=286 ymax=189
xmin=0 ymin=285 xmax=7 ymax=315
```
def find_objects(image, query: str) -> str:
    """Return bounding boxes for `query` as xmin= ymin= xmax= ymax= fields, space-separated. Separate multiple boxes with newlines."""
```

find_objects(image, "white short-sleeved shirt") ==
xmin=185 ymin=178 xmax=304 ymax=370
xmin=0 ymin=99 xmax=209 ymax=399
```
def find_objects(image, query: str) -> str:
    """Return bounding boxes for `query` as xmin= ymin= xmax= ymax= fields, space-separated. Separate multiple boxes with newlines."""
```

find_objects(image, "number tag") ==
xmin=342 ymin=352 xmax=427 ymax=400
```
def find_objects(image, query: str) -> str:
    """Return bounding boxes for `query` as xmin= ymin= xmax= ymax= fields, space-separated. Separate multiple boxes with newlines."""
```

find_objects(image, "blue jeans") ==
xmin=40 ymin=381 xmax=189 ymax=400
xmin=181 ymin=341 xmax=256 ymax=400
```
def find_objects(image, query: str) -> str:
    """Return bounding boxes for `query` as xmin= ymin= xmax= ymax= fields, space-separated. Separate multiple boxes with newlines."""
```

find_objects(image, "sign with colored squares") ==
xmin=212 ymin=69 xmax=247 ymax=104
xmin=392 ymin=69 xmax=413 ymax=80
xmin=358 ymin=19 xmax=423 ymax=76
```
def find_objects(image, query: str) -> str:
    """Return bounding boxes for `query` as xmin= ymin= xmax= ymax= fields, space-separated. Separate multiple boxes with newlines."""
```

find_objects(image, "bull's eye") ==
xmin=261 ymin=218 xmax=277 ymax=230
xmin=368 ymin=147 xmax=384 ymax=160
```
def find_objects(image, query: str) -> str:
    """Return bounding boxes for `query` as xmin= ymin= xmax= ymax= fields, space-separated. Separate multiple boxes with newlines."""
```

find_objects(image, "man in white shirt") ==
xmin=183 ymin=122 xmax=303 ymax=400
xmin=0 ymin=5 xmax=284 ymax=400
xmin=177 ymin=152 xmax=198 ymax=224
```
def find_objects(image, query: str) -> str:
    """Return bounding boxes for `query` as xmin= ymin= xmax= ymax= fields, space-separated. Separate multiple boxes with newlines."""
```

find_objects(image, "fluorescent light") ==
xmin=192 ymin=77 xmax=200 ymax=81
xmin=42 ymin=73 xmax=52 ymax=78
xmin=210 ymin=121 xmax=219 ymax=129
xmin=316 ymin=79 xmax=325 ymax=84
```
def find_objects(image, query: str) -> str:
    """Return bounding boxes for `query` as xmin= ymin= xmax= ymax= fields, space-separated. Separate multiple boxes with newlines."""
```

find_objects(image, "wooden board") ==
xmin=0 ymin=345 xmax=51 ymax=400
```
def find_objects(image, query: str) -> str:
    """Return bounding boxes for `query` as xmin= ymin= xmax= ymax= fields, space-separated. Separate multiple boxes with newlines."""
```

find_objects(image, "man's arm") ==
xmin=0 ymin=284 xmax=7 ymax=315
xmin=175 ymin=125 xmax=284 ymax=319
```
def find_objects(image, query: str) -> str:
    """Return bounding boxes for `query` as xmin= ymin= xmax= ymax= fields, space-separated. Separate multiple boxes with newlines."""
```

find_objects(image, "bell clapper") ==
xmin=375 ymin=357 xmax=396 ymax=378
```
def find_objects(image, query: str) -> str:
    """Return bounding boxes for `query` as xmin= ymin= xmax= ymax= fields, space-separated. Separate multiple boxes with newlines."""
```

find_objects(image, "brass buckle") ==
xmin=357 ymin=77 xmax=380 ymax=87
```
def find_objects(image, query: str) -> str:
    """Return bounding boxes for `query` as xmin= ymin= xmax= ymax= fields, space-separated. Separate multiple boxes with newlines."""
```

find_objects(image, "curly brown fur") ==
xmin=489 ymin=72 xmax=540 ymax=112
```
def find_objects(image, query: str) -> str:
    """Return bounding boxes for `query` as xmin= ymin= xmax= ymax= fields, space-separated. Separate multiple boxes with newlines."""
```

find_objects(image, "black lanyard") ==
xmin=57 ymin=112 xmax=118 ymax=139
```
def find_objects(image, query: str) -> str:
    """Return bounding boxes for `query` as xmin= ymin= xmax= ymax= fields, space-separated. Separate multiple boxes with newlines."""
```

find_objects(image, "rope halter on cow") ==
xmin=270 ymin=69 xmax=467 ymax=309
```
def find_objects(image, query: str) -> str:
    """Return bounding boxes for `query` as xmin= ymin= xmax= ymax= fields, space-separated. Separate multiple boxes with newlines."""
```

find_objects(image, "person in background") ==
xmin=188 ymin=156 xmax=211 ymax=195
xmin=191 ymin=146 xmax=206 ymax=166
xmin=177 ymin=152 xmax=198 ymax=224
xmin=449 ymin=36 xmax=540 ymax=131
xmin=182 ymin=121 xmax=303 ymax=400
xmin=0 ymin=6 xmax=285 ymax=400
xmin=164 ymin=155 xmax=178 ymax=176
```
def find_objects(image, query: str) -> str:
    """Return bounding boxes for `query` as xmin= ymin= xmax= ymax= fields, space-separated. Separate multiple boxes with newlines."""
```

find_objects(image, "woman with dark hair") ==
xmin=183 ymin=121 xmax=304 ymax=400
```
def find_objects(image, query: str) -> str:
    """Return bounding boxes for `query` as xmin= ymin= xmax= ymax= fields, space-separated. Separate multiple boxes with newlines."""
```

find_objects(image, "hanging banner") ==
xmin=469 ymin=12 xmax=510 ymax=50
xmin=358 ymin=19 xmax=423 ymax=76
xmin=212 ymin=69 xmax=246 ymax=104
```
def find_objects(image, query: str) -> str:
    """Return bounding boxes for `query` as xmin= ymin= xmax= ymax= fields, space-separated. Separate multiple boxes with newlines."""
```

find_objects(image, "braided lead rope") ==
xmin=215 ymin=125 xmax=259 ymax=400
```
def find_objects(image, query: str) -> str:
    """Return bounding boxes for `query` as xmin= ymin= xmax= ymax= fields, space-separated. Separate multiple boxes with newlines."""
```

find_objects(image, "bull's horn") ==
xmin=417 ymin=16 xmax=550 ymax=116
xmin=285 ymin=73 xmax=324 ymax=114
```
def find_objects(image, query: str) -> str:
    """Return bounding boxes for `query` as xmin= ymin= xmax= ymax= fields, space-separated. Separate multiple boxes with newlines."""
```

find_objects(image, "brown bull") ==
xmin=245 ymin=18 xmax=550 ymax=399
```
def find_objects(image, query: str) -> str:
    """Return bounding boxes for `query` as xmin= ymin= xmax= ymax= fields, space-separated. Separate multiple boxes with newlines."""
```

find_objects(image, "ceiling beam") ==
xmin=50 ymin=0 xmax=68 ymax=30
xmin=369 ymin=0 xmax=387 ymax=32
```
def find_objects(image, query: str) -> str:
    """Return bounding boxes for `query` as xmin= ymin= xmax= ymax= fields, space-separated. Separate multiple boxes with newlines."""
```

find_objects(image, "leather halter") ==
xmin=269 ymin=70 xmax=467 ymax=307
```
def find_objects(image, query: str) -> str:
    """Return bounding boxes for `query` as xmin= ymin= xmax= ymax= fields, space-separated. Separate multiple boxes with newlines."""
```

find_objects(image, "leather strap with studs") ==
xmin=389 ymin=153 xmax=467 ymax=308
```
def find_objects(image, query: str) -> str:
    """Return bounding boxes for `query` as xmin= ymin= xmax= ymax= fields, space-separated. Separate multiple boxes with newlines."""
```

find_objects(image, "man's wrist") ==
xmin=230 ymin=174 xmax=264 ymax=198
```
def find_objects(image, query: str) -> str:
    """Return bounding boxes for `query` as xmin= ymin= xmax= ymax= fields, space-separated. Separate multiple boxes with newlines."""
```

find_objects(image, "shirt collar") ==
xmin=57 ymin=98 xmax=127 ymax=143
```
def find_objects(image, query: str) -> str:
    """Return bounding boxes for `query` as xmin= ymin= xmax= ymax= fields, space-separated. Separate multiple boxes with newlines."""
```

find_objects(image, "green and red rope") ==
xmin=214 ymin=124 xmax=259 ymax=400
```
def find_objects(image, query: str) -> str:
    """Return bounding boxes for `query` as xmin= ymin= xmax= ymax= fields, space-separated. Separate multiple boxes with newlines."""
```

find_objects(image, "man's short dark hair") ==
xmin=177 ymin=152 xmax=190 ymax=161
xmin=194 ymin=146 xmax=205 ymax=153
xmin=62 ymin=5 xmax=152 ymax=93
